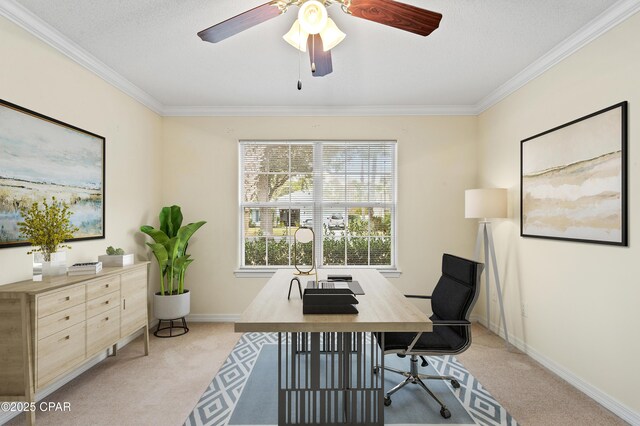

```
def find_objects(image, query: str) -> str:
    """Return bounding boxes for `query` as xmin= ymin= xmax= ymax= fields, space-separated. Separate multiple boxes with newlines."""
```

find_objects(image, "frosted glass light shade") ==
xmin=465 ymin=188 xmax=508 ymax=219
xmin=295 ymin=227 xmax=314 ymax=243
xmin=298 ymin=0 xmax=328 ymax=35
xmin=283 ymin=20 xmax=309 ymax=52
xmin=319 ymin=18 xmax=346 ymax=51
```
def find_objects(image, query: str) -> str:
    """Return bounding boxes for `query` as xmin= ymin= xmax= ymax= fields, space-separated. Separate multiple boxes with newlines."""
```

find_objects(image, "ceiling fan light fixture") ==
xmin=298 ymin=0 xmax=328 ymax=35
xmin=283 ymin=19 xmax=309 ymax=52
xmin=319 ymin=18 xmax=346 ymax=51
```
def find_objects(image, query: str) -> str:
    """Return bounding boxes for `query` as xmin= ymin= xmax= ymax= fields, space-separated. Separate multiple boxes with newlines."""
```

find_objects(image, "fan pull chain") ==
xmin=297 ymin=22 xmax=302 ymax=90
xmin=311 ymin=35 xmax=316 ymax=73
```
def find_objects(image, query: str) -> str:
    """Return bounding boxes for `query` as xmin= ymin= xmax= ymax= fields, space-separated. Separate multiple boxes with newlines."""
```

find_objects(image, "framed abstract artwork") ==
xmin=520 ymin=101 xmax=627 ymax=245
xmin=0 ymin=99 xmax=105 ymax=248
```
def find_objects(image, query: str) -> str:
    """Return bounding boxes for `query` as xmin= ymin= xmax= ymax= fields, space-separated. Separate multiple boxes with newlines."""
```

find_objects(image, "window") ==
xmin=240 ymin=141 xmax=396 ymax=269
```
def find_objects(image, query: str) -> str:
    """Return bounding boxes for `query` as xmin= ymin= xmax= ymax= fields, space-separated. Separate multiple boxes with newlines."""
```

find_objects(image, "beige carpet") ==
xmin=6 ymin=323 xmax=625 ymax=426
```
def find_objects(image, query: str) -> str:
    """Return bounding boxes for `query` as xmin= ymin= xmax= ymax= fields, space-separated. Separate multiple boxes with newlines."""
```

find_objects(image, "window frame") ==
xmin=238 ymin=140 xmax=398 ymax=274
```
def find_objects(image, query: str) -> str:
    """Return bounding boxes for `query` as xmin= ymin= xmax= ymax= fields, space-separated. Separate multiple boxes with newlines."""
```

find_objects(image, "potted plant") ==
xmin=18 ymin=197 xmax=79 ymax=278
xmin=140 ymin=205 xmax=206 ymax=325
xmin=98 ymin=246 xmax=135 ymax=266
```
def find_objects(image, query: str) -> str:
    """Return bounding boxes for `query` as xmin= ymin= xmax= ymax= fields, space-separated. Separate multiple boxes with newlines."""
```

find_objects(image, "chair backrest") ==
xmin=430 ymin=254 xmax=483 ymax=350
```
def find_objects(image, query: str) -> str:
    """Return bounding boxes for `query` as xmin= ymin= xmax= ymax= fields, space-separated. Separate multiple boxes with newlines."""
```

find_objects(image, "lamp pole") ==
xmin=474 ymin=220 xmax=509 ymax=345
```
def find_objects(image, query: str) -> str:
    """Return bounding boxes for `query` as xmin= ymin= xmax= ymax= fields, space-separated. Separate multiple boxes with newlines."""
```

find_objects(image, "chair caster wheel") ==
xmin=372 ymin=367 xmax=379 ymax=375
xmin=440 ymin=407 xmax=451 ymax=419
xmin=384 ymin=396 xmax=392 ymax=406
xmin=451 ymin=380 xmax=460 ymax=389
xmin=421 ymin=361 xmax=428 ymax=367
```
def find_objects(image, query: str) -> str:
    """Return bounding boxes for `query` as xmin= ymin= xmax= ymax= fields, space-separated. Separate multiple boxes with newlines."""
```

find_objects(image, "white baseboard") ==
xmin=0 ymin=321 xmax=157 ymax=425
xmin=470 ymin=315 xmax=640 ymax=425
xmin=186 ymin=313 xmax=240 ymax=323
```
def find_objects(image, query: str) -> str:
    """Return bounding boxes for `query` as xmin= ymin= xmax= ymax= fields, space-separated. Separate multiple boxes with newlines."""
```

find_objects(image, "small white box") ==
xmin=98 ymin=254 xmax=135 ymax=267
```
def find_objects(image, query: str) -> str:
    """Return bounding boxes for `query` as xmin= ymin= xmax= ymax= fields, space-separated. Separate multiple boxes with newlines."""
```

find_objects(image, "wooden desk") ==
xmin=236 ymin=269 xmax=431 ymax=425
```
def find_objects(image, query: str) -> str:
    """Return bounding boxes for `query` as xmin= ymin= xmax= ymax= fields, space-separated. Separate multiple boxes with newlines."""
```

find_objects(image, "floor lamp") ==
xmin=465 ymin=188 xmax=509 ymax=344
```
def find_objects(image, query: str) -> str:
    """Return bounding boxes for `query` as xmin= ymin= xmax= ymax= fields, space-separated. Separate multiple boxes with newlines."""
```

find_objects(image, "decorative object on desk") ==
xmin=17 ymin=196 xmax=79 ymax=279
xmin=521 ymin=101 xmax=628 ymax=245
xmin=68 ymin=261 xmax=103 ymax=276
xmin=98 ymin=246 xmax=134 ymax=267
xmin=185 ymin=333 xmax=517 ymax=426
xmin=289 ymin=227 xmax=316 ymax=299
xmin=0 ymin=99 xmax=105 ymax=248
xmin=465 ymin=188 xmax=509 ymax=345
xmin=140 ymin=205 xmax=206 ymax=337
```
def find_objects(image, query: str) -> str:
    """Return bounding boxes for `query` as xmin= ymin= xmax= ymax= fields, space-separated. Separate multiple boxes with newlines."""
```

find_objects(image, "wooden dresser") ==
xmin=0 ymin=262 xmax=150 ymax=425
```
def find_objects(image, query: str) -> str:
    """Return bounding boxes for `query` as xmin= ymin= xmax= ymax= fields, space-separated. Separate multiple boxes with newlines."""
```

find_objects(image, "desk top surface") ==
xmin=235 ymin=269 xmax=432 ymax=333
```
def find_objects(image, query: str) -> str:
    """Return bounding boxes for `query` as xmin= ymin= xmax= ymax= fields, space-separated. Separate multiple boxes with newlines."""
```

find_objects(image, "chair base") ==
xmin=374 ymin=355 xmax=460 ymax=419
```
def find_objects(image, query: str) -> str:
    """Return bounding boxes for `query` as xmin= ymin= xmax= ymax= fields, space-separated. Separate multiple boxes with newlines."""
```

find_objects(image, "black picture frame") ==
xmin=520 ymin=101 xmax=627 ymax=246
xmin=0 ymin=99 xmax=106 ymax=248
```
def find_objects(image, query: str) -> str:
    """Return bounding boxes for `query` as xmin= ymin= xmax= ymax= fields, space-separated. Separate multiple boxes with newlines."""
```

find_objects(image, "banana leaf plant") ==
xmin=141 ymin=205 xmax=206 ymax=296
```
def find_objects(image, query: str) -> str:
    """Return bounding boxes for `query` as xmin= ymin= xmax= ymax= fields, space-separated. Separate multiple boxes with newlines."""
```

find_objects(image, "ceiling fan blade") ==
xmin=348 ymin=0 xmax=442 ymax=37
xmin=198 ymin=2 xmax=284 ymax=43
xmin=307 ymin=34 xmax=333 ymax=77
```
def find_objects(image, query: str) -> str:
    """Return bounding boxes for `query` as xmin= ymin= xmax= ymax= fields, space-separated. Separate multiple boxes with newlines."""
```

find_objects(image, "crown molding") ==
xmin=162 ymin=104 xmax=479 ymax=117
xmin=2 ymin=0 xmax=639 ymax=117
xmin=475 ymin=0 xmax=640 ymax=114
xmin=0 ymin=0 xmax=164 ymax=115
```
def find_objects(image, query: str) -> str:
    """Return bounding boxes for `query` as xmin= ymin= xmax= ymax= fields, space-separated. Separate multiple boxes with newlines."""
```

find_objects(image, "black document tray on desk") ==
xmin=303 ymin=288 xmax=359 ymax=314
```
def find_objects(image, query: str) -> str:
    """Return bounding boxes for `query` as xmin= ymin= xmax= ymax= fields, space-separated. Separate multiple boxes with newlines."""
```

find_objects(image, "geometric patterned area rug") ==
xmin=185 ymin=332 xmax=518 ymax=426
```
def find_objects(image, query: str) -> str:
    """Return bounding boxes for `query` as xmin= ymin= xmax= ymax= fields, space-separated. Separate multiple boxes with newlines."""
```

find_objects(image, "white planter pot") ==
xmin=98 ymin=253 xmax=134 ymax=267
xmin=154 ymin=290 xmax=191 ymax=320
xmin=33 ymin=251 xmax=67 ymax=281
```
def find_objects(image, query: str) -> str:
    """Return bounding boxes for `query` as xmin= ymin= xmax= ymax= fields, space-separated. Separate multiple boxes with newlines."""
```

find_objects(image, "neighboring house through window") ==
xmin=240 ymin=140 xmax=396 ymax=269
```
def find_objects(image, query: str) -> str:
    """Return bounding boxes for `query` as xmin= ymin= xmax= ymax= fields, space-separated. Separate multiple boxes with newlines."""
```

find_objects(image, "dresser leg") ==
xmin=143 ymin=325 xmax=150 ymax=356
xmin=111 ymin=343 xmax=118 ymax=357
xmin=26 ymin=408 xmax=35 ymax=426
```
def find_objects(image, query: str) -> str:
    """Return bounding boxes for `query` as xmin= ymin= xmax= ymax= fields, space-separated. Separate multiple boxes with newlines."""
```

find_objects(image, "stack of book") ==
xmin=68 ymin=262 xmax=103 ymax=276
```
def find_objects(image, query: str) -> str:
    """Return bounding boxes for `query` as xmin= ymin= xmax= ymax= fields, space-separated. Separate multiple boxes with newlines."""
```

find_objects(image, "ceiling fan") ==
xmin=197 ymin=0 xmax=442 ymax=79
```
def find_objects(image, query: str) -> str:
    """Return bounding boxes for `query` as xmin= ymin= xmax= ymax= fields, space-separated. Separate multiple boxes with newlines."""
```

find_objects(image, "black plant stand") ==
xmin=154 ymin=317 xmax=189 ymax=338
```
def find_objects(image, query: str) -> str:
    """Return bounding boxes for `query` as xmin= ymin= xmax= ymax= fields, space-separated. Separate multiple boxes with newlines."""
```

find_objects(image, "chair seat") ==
xmin=377 ymin=316 xmax=467 ymax=353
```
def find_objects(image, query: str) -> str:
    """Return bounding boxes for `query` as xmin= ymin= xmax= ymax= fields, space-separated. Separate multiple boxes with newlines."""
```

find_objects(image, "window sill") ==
xmin=234 ymin=268 xmax=402 ymax=279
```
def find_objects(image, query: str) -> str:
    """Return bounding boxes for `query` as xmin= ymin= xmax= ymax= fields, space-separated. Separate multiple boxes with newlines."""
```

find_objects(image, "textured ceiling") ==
xmin=15 ymin=0 xmax=619 ymax=108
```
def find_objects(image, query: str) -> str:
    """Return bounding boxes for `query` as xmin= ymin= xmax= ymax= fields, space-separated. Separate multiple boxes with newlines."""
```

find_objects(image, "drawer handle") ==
xmin=105 ymin=316 xmax=109 ymax=321
xmin=65 ymin=316 xmax=70 ymax=321
xmin=61 ymin=335 xmax=70 ymax=341
xmin=105 ymin=300 xmax=110 ymax=305
xmin=65 ymin=296 xmax=70 ymax=301
xmin=105 ymin=284 xmax=110 ymax=288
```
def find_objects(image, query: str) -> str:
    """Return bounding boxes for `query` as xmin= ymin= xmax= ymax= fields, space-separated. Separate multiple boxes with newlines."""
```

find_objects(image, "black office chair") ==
xmin=374 ymin=253 xmax=483 ymax=419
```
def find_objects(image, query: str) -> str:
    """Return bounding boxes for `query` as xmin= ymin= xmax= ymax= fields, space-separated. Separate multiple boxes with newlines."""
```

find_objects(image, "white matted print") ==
xmin=520 ymin=102 xmax=627 ymax=245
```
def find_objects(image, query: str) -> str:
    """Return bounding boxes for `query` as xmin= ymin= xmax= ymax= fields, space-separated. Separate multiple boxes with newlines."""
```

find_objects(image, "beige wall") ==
xmin=477 ymin=12 xmax=640 ymax=415
xmin=161 ymin=116 xmax=478 ymax=316
xmin=0 ymin=16 xmax=162 ymax=286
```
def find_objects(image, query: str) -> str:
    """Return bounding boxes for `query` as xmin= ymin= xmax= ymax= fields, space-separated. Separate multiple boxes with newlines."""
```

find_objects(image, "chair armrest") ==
xmin=431 ymin=320 xmax=471 ymax=327
xmin=405 ymin=294 xmax=431 ymax=299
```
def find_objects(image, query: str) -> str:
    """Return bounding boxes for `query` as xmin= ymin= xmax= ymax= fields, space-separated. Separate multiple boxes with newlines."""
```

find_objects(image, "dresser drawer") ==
xmin=37 ymin=321 xmax=86 ymax=388
xmin=86 ymin=275 xmax=120 ymax=300
xmin=86 ymin=307 xmax=120 ymax=357
xmin=37 ymin=285 xmax=86 ymax=318
xmin=87 ymin=291 xmax=120 ymax=319
xmin=37 ymin=303 xmax=86 ymax=340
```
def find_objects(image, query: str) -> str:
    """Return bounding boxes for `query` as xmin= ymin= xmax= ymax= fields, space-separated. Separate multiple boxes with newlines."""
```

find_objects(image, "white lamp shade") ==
xmin=295 ymin=227 xmax=314 ymax=243
xmin=298 ymin=0 xmax=328 ymax=35
xmin=283 ymin=20 xmax=309 ymax=52
xmin=319 ymin=18 xmax=345 ymax=51
xmin=465 ymin=188 xmax=508 ymax=219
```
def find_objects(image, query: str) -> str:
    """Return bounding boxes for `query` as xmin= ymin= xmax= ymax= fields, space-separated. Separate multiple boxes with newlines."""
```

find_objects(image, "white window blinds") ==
xmin=240 ymin=141 xmax=396 ymax=268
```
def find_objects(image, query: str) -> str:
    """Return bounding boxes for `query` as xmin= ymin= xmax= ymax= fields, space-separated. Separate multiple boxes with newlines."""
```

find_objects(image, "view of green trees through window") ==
xmin=241 ymin=141 xmax=396 ymax=268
